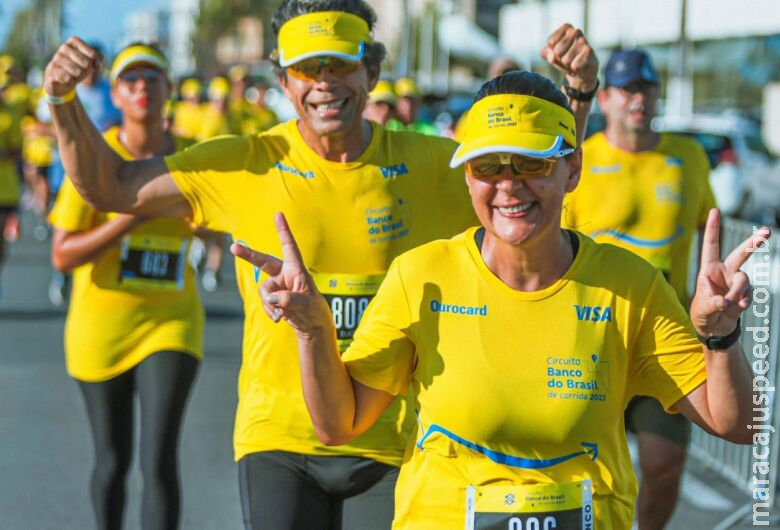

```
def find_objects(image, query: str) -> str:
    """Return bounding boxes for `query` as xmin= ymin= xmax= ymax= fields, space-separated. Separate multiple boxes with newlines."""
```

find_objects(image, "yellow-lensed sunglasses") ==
xmin=286 ymin=56 xmax=361 ymax=81
xmin=465 ymin=152 xmax=572 ymax=180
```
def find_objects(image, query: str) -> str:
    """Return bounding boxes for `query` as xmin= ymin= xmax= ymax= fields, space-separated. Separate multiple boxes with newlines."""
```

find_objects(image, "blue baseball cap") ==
xmin=604 ymin=49 xmax=659 ymax=88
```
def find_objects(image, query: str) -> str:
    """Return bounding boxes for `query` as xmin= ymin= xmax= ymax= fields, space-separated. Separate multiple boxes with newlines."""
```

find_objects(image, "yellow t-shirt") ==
xmin=229 ymin=99 xmax=279 ymax=136
xmin=343 ymin=228 xmax=706 ymax=529
xmin=22 ymin=116 xmax=55 ymax=168
xmin=49 ymin=128 xmax=204 ymax=382
xmin=171 ymin=101 xmax=203 ymax=140
xmin=166 ymin=119 xmax=477 ymax=464
xmin=0 ymin=104 xmax=23 ymax=206
xmin=563 ymin=132 xmax=715 ymax=304
xmin=196 ymin=104 xmax=231 ymax=140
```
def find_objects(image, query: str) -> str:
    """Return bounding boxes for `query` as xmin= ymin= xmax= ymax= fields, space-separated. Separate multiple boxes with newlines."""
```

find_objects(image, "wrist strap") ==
xmin=46 ymin=90 xmax=77 ymax=106
xmin=697 ymin=318 xmax=741 ymax=350
xmin=562 ymin=78 xmax=599 ymax=102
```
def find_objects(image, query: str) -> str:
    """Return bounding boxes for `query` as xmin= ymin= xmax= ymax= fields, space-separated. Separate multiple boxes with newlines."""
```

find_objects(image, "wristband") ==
xmin=46 ymin=90 xmax=77 ymax=106
xmin=562 ymin=78 xmax=599 ymax=102
xmin=696 ymin=318 xmax=741 ymax=350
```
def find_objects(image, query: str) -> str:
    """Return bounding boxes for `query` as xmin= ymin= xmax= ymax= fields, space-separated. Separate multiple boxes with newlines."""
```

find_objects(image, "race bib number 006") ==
xmin=119 ymin=234 xmax=188 ymax=291
xmin=466 ymin=480 xmax=593 ymax=530
xmin=311 ymin=272 xmax=385 ymax=352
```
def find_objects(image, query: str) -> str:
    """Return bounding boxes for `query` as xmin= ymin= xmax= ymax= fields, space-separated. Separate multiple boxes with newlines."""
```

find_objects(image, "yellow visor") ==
xmin=369 ymin=80 xmax=397 ymax=105
xmin=450 ymin=94 xmax=577 ymax=168
xmin=277 ymin=11 xmax=371 ymax=67
xmin=110 ymin=45 xmax=170 ymax=83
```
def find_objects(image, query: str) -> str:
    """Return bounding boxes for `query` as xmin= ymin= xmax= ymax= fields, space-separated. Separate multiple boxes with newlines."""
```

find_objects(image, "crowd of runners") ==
xmin=0 ymin=0 xmax=772 ymax=529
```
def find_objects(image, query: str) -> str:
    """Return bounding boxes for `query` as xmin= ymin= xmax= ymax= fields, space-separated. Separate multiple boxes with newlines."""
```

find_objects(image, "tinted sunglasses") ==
xmin=465 ymin=152 xmax=572 ymax=180
xmin=118 ymin=68 xmax=164 ymax=85
xmin=286 ymin=56 xmax=361 ymax=81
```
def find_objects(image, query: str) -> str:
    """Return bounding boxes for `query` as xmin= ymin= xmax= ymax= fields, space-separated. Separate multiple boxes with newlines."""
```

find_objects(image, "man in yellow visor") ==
xmin=42 ymin=0 xmax=598 ymax=526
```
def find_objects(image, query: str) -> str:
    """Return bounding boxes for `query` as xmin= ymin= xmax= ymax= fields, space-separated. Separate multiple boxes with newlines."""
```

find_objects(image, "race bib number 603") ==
xmin=465 ymin=480 xmax=593 ymax=530
xmin=119 ymin=234 xmax=188 ymax=291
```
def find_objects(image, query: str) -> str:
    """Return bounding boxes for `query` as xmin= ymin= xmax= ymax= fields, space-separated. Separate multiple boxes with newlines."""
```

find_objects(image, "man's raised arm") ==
xmin=44 ymin=37 xmax=190 ymax=218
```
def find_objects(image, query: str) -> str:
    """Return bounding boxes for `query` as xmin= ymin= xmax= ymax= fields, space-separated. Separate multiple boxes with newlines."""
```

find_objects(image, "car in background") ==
xmin=653 ymin=112 xmax=779 ymax=225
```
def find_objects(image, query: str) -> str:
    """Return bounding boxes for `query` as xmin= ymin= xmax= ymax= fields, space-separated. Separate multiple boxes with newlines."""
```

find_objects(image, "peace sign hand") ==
xmin=539 ymin=24 xmax=599 ymax=92
xmin=690 ymin=209 xmax=771 ymax=338
xmin=230 ymin=213 xmax=332 ymax=335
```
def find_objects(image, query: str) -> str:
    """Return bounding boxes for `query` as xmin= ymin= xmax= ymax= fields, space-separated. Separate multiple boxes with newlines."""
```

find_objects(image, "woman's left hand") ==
xmin=230 ymin=212 xmax=333 ymax=336
xmin=690 ymin=208 xmax=771 ymax=338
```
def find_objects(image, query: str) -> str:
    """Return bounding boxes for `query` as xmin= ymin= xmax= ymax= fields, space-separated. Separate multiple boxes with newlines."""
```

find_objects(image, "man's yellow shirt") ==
xmin=166 ymin=120 xmax=477 ymax=464
xmin=343 ymin=228 xmax=706 ymax=529
xmin=563 ymin=132 xmax=715 ymax=304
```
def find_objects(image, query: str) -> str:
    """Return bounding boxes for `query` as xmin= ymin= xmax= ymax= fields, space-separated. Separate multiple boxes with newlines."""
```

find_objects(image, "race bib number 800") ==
xmin=311 ymin=272 xmax=385 ymax=352
xmin=466 ymin=480 xmax=593 ymax=530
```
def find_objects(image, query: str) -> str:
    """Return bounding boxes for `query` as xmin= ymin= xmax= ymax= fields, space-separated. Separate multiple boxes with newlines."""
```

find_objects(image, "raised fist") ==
xmin=539 ymin=24 xmax=599 ymax=92
xmin=44 ymin=37 xmax=103 ymax=97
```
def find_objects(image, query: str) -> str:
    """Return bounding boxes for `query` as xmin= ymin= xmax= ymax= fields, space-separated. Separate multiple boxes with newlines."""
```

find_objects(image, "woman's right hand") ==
xmin=44 ymin=37 xmax=102 ymax=97
xmin=230 ymin=213 xmax=333 ymax=336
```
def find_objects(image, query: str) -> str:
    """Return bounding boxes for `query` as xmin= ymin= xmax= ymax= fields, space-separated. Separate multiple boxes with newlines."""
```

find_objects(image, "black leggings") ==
xmin=77 ymin=351 xmax=199 ymax=530
xmin=239 ymin=451 xmax=398 ymax=530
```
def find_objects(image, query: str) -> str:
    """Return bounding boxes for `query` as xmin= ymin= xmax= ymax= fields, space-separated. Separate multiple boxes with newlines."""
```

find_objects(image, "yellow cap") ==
xmin=110 ymin=44 xmax=170 ymax=83
xmin=180 ymin=79 xmax=201 ymax=99
xmin=449 ymin=94 xmax=577 ymax=168
xmin=369 ymin=80 xmax=396 ymax=105
xmin=208 ymin=76 xmax=230 ymax=100
xmin=0 ymin=54 xmax=15 ymax=73
xmin=277 ymin=11 xmax=371 ymax=67
xmin=228 ymin=64 xmax=248 ymax=82
xmin=394 ymin=78 xmax=420 ymax=98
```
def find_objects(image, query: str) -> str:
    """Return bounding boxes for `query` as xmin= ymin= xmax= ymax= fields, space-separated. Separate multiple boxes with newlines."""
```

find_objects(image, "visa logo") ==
xmin=380 ymin=163 xmax=409 ymax=178
xmin=574 ymin=305 xmax=612 ymax=322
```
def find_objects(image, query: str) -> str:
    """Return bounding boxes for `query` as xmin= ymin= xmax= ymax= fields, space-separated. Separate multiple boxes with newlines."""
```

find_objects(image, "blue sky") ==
xmin=1 ymin=0 xmax=169 ymax=54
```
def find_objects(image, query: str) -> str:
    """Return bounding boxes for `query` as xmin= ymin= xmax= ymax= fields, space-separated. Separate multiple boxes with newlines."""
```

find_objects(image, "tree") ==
xmin=2 ymin=0 xmax=64 ymax=68
xmin=193 ymin=0 xmax=282 ymax=75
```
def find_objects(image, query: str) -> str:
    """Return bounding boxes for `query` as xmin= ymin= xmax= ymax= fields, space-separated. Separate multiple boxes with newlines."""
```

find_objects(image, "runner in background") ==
xmin=0 ymin=69 xmax=24 ymax=300
xmin=42 ymin=0 xmax=597 ymax=526
xmin=243 ymin=77 xmax=280 ymax=134
xmin=362 ymin=79 xmax=397 ymax=126
xmin=386 ymin=77 xmax=438 ymax=135
xmin=48 ymin=43 xmax=203 ymax=530
xmin=171 ymin=78 xmax=203 ymax=140
xmin=21 ymin=88 xmax=57 ymax=241
xmin=563 ymin=49 xmax=716 ymax=530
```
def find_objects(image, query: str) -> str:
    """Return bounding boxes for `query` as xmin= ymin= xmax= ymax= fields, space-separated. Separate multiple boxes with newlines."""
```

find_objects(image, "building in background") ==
xmin=499 ymin=0 xmax=780 ymax=121
xmin=170 ymin=0 xmax=199 ymax=77
xmin=123 ymin=9 xmax=170 ymax=50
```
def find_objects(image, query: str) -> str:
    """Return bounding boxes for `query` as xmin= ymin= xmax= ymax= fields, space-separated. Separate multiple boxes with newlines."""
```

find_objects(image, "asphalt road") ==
xmin=0 ymin=211 xmax=774 ymax=529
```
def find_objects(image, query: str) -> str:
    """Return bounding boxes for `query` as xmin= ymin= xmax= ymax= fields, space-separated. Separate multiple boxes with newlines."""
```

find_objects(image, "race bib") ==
xmin=311 ymin=272 xmax=385 ymax=351
xmin=119 ymin=234 xmax=188 ymax=291
xmin=465 ymin=480 xmax=593 ymax=530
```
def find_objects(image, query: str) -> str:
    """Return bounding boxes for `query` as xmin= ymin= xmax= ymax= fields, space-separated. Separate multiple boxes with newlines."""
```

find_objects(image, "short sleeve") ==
xmin=627 ymin=271 xmax=707 ymax=410
xmin=48 ymin=176 xmax=98 ymax=232
xmin=343 ymin=258 xmax=417 ymax=396
xmin=165 ymin=135 xmax=252 ymax=233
